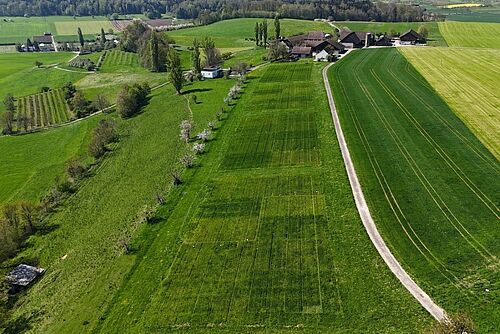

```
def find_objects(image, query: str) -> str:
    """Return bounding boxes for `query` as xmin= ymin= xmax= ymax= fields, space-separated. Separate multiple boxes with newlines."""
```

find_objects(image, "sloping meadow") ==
xmin=96 ymin=61 xmax=429 ymax=332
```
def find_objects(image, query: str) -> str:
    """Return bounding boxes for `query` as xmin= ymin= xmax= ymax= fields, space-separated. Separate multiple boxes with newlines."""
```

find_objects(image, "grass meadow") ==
xmin=334 ymin=21 xmax=447 ymax=46
xmin=0 ymin=116 xmax=101 ymax=205
xmin=168 ymin=18 xmax=333 ymax=50
xmin=0 ymin=16 xmax=113 ymax=43
xmin=6 ymin=78 xmax=240 ymax=333
xmin=329 ymin=48 xmax=500 ymax=331
xmin=402 ymin=47 xmax=500 ymax=160
xmin=99 ymin=50 xmax=141 ymax=73
xmin=0 ymin=52 xmax=85 ymax=111
xmin=438 ymin=21 xmax=500 ymax=47
xmin=91 ymin=62 xmax=429 ymax=333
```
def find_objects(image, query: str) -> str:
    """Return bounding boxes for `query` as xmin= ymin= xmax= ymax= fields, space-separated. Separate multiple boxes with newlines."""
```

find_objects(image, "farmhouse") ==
xmin=33 ymin=33 xmax=55 ymax=51
xmin=291 ymin=46 xmax=312 ymax=58
xmin=339 ymin=30 xmax=374 ymax=48
xmin=399 ymin=29 xmax=425 ymax=45
xmin=375 ymin=35 xmax=393 ymax=46
xmin=6 ymin=264 xmax=45 ymax=287
xmin=201 ymin=67 xmax=223 ymax=79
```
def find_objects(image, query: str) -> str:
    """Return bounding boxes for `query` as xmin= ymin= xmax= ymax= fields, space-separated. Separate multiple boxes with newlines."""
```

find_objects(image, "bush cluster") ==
xmin=68 ymin=57 xmax=96 ymax=71
xmin=116 ymin=83 xmax=151 ymax=118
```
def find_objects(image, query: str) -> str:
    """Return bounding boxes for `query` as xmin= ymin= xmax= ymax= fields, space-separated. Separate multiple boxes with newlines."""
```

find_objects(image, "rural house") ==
xmin=339 ymin=30 xmax=374 ymax=48
xmin=399 ymin=29 xmax=425 ymax=45
xmin=201 ymin=67 xmax=223 ymax=79
xmin=33 ymin=33 xmax=55 ymax=51
xmin=375 ymin=35 xmax=393 ymax=46
xmin=291 ymin=46 xmax=312 ymax=58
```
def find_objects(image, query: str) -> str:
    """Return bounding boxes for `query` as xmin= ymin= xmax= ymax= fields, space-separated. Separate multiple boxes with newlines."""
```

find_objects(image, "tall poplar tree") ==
xmin=168 ymin=49 xmax=183 ymax=94
xmin=150 ymin=31 xmax=160 ymax=72
xmin=192 ymin=38 xmax=202 ymax=75
xmin=100 ymin=28 xmax=106 ymax=47
xmin=77 ymin=27 xmax=84 ymax=47
xmin=262 ymin=19 xmax=268 ymax=47
xmin=274 ymin=16 xmax=280 ymax=40
xmin=258 ymin=22 xmax=263 ymax=46
xmin=254 ymin=22 xmax=260 ymax=46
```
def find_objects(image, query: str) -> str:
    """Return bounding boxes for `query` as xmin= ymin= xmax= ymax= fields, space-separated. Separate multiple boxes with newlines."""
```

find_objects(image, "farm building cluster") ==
xmin=275 ymin=28 xmax=426 ymax=62
xmin=16 ymin=18 xmax=193 ymax=54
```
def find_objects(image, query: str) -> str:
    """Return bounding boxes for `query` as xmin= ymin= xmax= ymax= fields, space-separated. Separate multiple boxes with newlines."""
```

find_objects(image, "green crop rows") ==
xmin=329 ymin=48 xmax=500 ymax=331
xmin=15 ymin=89 xmax=71 ymax=130
xmin=100 ymin=50 xmax=141 ymax=73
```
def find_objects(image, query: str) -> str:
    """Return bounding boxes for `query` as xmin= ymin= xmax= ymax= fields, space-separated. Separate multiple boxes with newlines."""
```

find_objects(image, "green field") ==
xmin=5 ymin=78 xmax=240 ymax=332
xmin=334 ymin=21 xmax=447 ymax=46
xmin=329 ymin=48 xmax=500 ymax=331
xmin=54 ymin=20 xmax=114 ymax=35
xmin=0 ymin=117 xmax=100 ymax=205
xmin=438 ymin=21 xmax=500 ymax=47
xmin=169 ymin=18 xmax=333 ymax=50
xmin=440 ymin=5 xmax=500 ymax=23
xmin=90 ymin=62 xmax=429 ymax=332
xmin=4 ymin=62 xmax=431 ymax=332
xmin=0 ymin=16 xmax=112 ymax=44
xmin=402 ymin=47 xmax=500 ymax=159
xmin=15 ymin=89 xmax=72 ymax=130
xmin=0 ymin=52 xmax=85 ymax=111
xmin=100 ymin=49 xmax=141 ymax=73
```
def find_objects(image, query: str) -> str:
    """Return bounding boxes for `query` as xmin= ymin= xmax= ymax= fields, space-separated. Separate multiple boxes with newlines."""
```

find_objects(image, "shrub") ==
xmin=89 ymin=119 xmax=118 ymax=158
xmin=116 ymin=83 xmax=151 ymax=118
xmin=69 ymin=57 xmax=96 ymax=71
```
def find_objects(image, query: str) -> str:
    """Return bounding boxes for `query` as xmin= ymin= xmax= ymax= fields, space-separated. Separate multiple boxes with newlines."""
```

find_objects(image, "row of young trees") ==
xmin=254 ymin=17 xmax=281 ymax=47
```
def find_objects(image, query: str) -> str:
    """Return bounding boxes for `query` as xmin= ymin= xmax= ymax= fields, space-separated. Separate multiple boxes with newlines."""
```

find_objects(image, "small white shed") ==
xmin=201 ymin=67 xmax=223 ymax=79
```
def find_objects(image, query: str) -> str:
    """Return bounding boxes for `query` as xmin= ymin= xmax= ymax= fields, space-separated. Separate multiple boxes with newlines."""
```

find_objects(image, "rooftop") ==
xmin=6 ymin=264 xmax=45 ymax=286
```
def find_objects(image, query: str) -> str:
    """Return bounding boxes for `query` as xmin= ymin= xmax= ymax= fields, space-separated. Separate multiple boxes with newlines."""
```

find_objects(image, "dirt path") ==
xmin=322 ymin=62 xmax=446 ymax=322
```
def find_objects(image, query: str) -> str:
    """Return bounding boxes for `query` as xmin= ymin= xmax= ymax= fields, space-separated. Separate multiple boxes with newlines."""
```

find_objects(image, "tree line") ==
xmin=0 ymin=0 xmax=428 ymax=23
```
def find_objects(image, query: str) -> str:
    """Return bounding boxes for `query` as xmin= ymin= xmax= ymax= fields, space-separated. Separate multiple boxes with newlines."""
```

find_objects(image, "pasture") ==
xmin=15 ymin=89 xmax=72 ymax=130
xmin=334 ymin=21 xmax=447 ymax=46
xmin=329 ymin=48 xmax=500 ymax=331
xmin=0 ymin=16 xmax=112 ymax=44
xmin=438 ymin=21 xmax=500 ymax=47
xmin=0 ymin=116 xmax=100 ymax=205
xmin=94 ymin=62 xmax=429 ymax=332
xmin=402 ymin=47 xmax=500 ymax=159
xmin=0 ymin=52 xmax=84 ymax=110
xmin=168 ymin=18 xmax=333 ymax=50
xmin=6 ymin=78 xmax=243 ymax=333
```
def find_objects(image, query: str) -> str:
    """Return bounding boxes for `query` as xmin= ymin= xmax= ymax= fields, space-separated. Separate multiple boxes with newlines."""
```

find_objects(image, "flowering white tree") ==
xmin=179 ymin=120 xmax=193 ymax=143
xmin=179 ymin=153 xmax=196 ymax=168
xmin=196 ymin=129 xmax=212 ymax=142
xmin=192 ymin=142 xmax=205 ymax=154
xmin=207 ymin=121 xmax=215 ymax=130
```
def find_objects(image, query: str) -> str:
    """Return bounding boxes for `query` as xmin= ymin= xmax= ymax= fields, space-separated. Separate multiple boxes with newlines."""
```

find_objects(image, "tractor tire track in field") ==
xmin=322 ymin=62 xmax=446 ymax=322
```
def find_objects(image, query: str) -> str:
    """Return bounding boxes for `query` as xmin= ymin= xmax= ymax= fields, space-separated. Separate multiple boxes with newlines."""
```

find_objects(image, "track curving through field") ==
xmin=322 ymin=61 xmax=446 ymax=322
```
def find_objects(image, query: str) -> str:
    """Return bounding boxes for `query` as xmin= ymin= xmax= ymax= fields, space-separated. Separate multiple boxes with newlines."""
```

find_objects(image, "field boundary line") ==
xmin=322 ymin=62 xmax=446 ymax=322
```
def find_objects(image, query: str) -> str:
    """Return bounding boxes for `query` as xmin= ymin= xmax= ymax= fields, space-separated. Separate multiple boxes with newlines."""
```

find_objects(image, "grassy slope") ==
xmin=0 ymin=52 xmax=84 ymax=111
xmin=94 ymin=62 xmax=429 ymax=333
xmin=329 ymin=48 xmax=500 ymax=332
xmin=168 ymin=18 xmax=333 ymax=50
xmin=0 ymin=117 xmax=100 ymax=205
xmin=7 ymin=79 xmax=236 ymax=333
xmin=333 ymin=21 xmax=447 ymax=46
xmin=401 ymin=47 xmax=500 ymax=160
xmin=438 ymin=21 xmax=500 ymax=47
